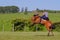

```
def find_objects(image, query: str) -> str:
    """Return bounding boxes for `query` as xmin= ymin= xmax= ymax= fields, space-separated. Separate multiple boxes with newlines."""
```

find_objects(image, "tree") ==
xmin=36 ymin=8 xmax=40 ymax=12
xmin=24 ymin=7 xmax=28 ymax=14
xmin=21 ymin=7 xmax=24 ymax=12
xmin=0 ymin=6 xmax=20 ymax=13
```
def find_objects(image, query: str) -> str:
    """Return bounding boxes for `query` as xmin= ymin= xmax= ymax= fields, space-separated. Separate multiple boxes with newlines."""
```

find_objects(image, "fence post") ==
xmin=2 ymin=24 xmax=4 ymax=32
xmin=12 ymin=24 xmax=14 ymax=32
xmin=36 ymin=24 xmax=39 ymax=32
xmin=36 ymin=24 xmax=37 ymax=32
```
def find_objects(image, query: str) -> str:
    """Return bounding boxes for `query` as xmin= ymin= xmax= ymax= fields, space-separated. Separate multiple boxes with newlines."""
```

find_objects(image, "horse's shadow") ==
xmin=35 ymin=35 xmax=54 ymax=36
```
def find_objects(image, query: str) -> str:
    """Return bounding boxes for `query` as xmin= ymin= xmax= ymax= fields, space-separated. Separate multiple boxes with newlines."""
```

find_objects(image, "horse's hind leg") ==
xmin=48 ymin=29 xmax=54 ymax=36
xmin=47 ymin=29 xmax=52 ymax=36
xmin=47 ymin=30 xmax=50 ymax=36
xmin=51 ymin=29 xmax=54 ymax=36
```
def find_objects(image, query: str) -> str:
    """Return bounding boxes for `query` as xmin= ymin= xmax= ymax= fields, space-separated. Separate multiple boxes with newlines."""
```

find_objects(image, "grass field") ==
xmin=0 ymin=13 xmax=60 ymax=40
xmin=0 ymin=13 xmax=60 ymax=31
xmin=0 ymin=32 xmax=60 ymax=40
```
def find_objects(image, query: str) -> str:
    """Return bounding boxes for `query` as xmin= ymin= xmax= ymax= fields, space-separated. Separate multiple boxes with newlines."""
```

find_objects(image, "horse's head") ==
xmin=31 ymin=16 xmax=41 ymax=24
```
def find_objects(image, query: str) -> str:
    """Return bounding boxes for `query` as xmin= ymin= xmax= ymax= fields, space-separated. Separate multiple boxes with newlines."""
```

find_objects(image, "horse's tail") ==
xmin=51 ymin=24 xmax=56 ymax=29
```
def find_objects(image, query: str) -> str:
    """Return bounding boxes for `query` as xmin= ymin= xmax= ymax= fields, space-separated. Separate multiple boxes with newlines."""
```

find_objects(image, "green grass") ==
xmin=0 ymin=13 xmax=60 ymax=31
xmin=0 ymin=32 xmax=60 ymax=40
xmin=49 ymin=13 xmax=60 ymax=23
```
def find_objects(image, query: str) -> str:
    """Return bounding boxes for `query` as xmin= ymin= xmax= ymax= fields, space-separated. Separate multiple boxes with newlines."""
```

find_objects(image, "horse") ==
xmin=30 ymin=15 xmax=55 ymax=36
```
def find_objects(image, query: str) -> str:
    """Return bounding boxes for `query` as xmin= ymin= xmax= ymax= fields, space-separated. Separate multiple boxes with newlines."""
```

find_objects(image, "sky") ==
xmin=0 ymin=0 xmax=60 ymax=11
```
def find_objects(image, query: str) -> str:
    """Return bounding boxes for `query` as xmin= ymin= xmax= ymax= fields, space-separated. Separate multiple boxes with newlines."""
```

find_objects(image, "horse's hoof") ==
xmin=47 ymin=35 xmax=54 ymax=36
xmin=47 ymin=34 xmax=50 ymax=36
xmin=52 ymin=34 xmax=54 ymax=36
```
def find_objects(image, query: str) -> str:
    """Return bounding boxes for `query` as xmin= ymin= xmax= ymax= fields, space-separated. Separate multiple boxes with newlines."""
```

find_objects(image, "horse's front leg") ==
xmin=51 ymin=29 xmax=54 ymax=36
xmin=29 ymin=23 xmax=35 ymax=28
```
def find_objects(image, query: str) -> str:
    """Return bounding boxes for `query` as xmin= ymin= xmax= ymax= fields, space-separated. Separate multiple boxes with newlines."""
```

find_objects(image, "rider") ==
xmin=41 ymin=10 xmax=49 ymax=21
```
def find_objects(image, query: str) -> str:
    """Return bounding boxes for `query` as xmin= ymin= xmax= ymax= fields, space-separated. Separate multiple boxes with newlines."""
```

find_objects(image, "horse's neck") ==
xmin=32 ymin=16 xmax=39 ymax=20
xmin=31 ymin=16 xmax=41 ymax=23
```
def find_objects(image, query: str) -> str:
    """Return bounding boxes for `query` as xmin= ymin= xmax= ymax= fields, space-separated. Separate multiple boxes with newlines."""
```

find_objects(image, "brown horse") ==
xmin=31 ymin=15 xmax=55 ymax=36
